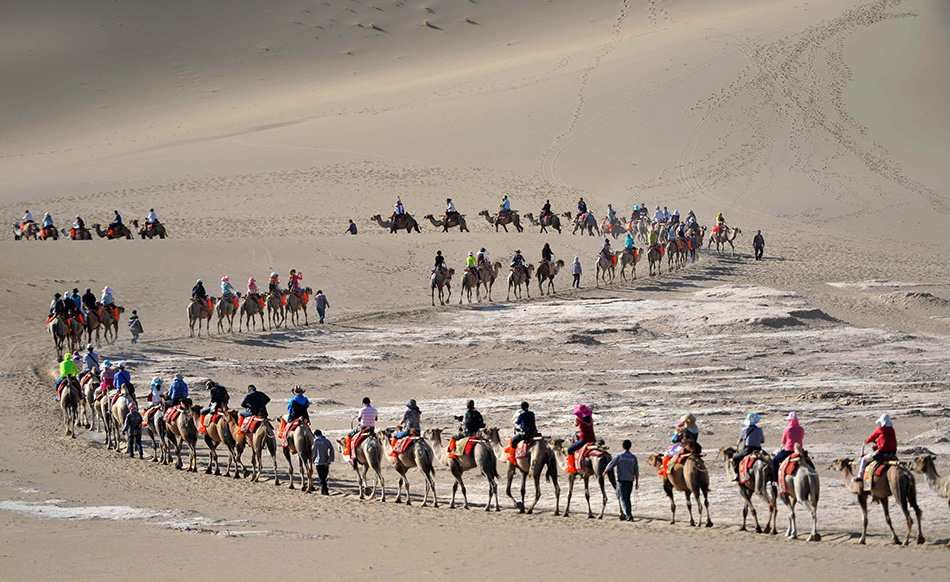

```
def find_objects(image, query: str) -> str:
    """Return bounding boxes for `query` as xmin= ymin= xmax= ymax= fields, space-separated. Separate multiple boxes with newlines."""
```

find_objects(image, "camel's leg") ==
xmin=505 ymin=465 xmax=521 ymax=512
xmin=598 ymin=474 xmax=608 ymax=520
xmin=685 ymin=491 xmax=695 ymax=527
xmin=881 ymin=498 xmax=901 ymax=545
xmin=284 ymin=447 xmax=295 ymax=489
xmin=189 ymin=439 xmax=198 ymax=472
xmin=808 ymin=496 xmax=821 ymax=541
xmin=582 ymin=476 xmax=594 ymax=519
xmin=450 ymin=481 xmax=458 ymax=509
xmin=858 ymin=494 xmax=869 ymax=544
xmin=527 ymin=471 xmax=543 ymax=515
xmin=563 ymin=475 xmax=575 ymax=518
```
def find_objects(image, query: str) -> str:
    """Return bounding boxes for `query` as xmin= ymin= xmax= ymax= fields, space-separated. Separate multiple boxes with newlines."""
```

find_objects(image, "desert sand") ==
xmin=2 ymin=0 xmax=950 ymax=580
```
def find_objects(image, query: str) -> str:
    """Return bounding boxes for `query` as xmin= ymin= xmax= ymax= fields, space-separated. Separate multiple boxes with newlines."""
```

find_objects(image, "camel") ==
xmin=424 ymin=428 xmax=500 ymax=511
xmin=371 ymin=213 xmax=421 ymax=234
xmin=338 ymin=430 xmax=386 ymax=501
xmin=68 ymin=316 xmax=84 ymax=354
xmin=111 ymin=389 xmax=135 ymax=453
xmin=144 ymin=402 xmax=168 ymax=464
xmin=830 ymin=457 xmax=924 ymax=545
xmin=562 ymin=212 xmax=599 ymax=236
xmin=506 ymin=264 xmax=534 ymax=300
xmin=536 ymin=259 xmax=564 ymax=296
xmin=216 ymin=294 xmax=239 ymax=333
xmin=96 ymin=390 xmax=116 ymax=450
xmin=524 ymin=212 xmax=562 ymax=234
xmin=131 ymin=219 xmax=167 ymax=239
xmin=379 ymin=427 xmax=439 ymax=507
xmin=92 ymin=223 xmax=133 ymax=240
xmin=431 ymin=268 xmax=454 ymax=306
xmin=163 ymin=398 xmax=200 ymax=472
xmin=648 ymin=444 xmax=713 ymax=527
xmin=720 ymin=447 xmax=778 ymax=534
xmin=85 ymin=309 xmax=103 ymax=347
xmin=265 ymin=291 xmax=285 ymax=329
xmin=245 ymin=415 xmax=280 ymax=485
xmin=619 ymin=247 xmax=639 ymax=281
xmin=479 ymin=209 xmax=523 ymax=233
xmin=628 ymin=217 xmax=649 ymax=243
xmin=459 ymin=268 xmax=479 ymax=304
xmin=601 ymin=216 xmax=626 ymax=239
xmin=778 ymin=444 xmax=821 ymax=541
xmin=61 ymin=225 xmax=92 ymax=240
xmin=550 ymin=439 xmax=617 ymax=519
xmin=78 ymin=370 xmax=101 ymax=430
xmin=424 ymin=213 xmax=469 ymax=232
xmin=595 ymin=254 xmax=615 ymax=286
xmin=648 ymin=245 xmax=663 ymax=277
xmin=59 ymin=377 xmax=81 ymax=438
xmin=187 ymin=297 xmax=216 ymax=337
xmin=687 ymin=226 xmax=706 ymax=262
xmin=284 ymin=287 xmax=312 ymax=326
xmin=100 ymin=304 xmax=125 ymax=344
xmin=666 ymin=239 xmax=686 ymax=271
xmin=484 ymin=427 xmax=560 ymax=515
xmin=38 ymin=224 xmax=59 ymax=240
xmin=12 ymin=221 xmax=39 ymax=240
xmin=281 ymin=418 xmax=315 ymax=492
xmin=911 ymin=455 xmax=950 ymax=547
xmin=239 ymin=294 xmax=266 ymax=332
xmin=202 ymin=410 xmax=242 ymax=476
xmin=48 ymin=315 xmax=69 ymax=360
xmin=708 ymin=226 xmax=741 ymax=255
xmin=477 ymin=261 xmax=501 ymax=302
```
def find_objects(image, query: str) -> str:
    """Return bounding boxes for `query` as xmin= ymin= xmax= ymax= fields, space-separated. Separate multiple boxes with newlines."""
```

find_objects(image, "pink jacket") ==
xmin=782 ymin=421 xmax=804 ymax=452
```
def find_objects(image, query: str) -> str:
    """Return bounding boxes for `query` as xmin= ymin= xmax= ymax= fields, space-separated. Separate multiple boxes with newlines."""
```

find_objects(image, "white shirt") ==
xmin=147 ymin=211 xmax=157 ymax=223
xmin=358 ymin=405 xmax=378 ymax=427
xmin=446 ymin=201 xmax=456 ymax=213
xmin=663 ymin=210 xmax=671 ymax=220
xmin=394 ymin=202 xmax=404 ymax=214
xmin=149 ymin=383 xmax=163 ymax=404
xmin=23 ymin=212 xmax=33 ymax=222
xmin=654 ymin=210 xmax=664 ymax=222
xmin=42 ymin=216 xmax=54 ymax=227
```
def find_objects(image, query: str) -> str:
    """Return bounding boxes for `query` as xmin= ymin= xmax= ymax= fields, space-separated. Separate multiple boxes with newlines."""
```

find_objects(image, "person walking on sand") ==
xmin=314 ymin=290 xmax=329 ymax=324
xmin=312 ymin=429 xmax=335 ymax=495
xmin=572 ymin=256 xmax=582 ymax=288
xmin=123 ymin=401 xmax=144 ymax=459
xmin=606 ymin=439 xmax=639 ymax=521
xmin=753 ymin=230 xmax=765 ymax=260
xmin=346 ymin=219 xmax=358 ymax=235
xmin=128 ymin=310 xmax=143 ymax=344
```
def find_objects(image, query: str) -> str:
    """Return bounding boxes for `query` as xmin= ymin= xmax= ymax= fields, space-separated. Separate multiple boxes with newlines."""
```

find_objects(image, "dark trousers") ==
xmin=772 ymin=449 xmax=793 ymax=481
xmin=510 ymin=431 xmax=533 ymax=450
xmin=317 ymin=307 xmax=325 ymax=323
xmin=572 ymin=274 xmax=580 ymax=287
xmin=619 ymin=480 xmax=634 ymax=519
xmin=316 ymin=465 xmax=330 ymax=494
xmin=732 ymin=445 xmax=762 ymax=474
xmin=754 ymin=246 xmax=764 ymax=260
xmin=128 ymin=430 xmax=142 ymax=457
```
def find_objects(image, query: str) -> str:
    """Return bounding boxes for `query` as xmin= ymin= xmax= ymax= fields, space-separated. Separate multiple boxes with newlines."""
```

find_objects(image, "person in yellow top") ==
xmin=55 ymin=352 xmax=79 ymax=401
xmin=466 ymin=251 xmax=479 ymax=281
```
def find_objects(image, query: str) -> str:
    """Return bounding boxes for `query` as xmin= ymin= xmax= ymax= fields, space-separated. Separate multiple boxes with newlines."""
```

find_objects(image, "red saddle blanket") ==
xmin=278 ymin=418 xmax=303 ymax=445
xmin=450 ymin=436 xmax=483 ymax=457
xmin=163 ymin=407 xmax=182 ymax=424
xmin=143 ymin=406 xmax=162 ymax=427
xmin=577 ymin=442 xmax=604 ymax=462
xmin=777 ymin=455 xmax=800 ymax=495
xmin=504 ymin=436 xmax=543 ymax=461
xmin=738 ymin=453 xmax=762 ymax=485
xmin=391 ymin=436 xmax=418 ymax=455
xmin=197 ymin=412 xmax=222 ymax=434
xmin=239 ymin=416 xmax=264 ymax=435
xmin=864 ymin=459 xmax=898 ymax=491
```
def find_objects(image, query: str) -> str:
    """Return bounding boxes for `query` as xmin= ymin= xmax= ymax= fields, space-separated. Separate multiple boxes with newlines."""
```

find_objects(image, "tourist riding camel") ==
xmin=393 ymin=399 xmax=422 ymax=440
xmin=344 ymin=397 xmax=377 ymax=458
xmin=566 ymin=404 xmax=596 ymax=474
xmin=661 ymin=414 xmax=699 ymax=477
xmin=772 ymin=412 xmax=804 ymax=481
xmin=732 ymin=413 xmax=765 ymax=481
xmin=855 ymin=413 xmax=898 ymax=482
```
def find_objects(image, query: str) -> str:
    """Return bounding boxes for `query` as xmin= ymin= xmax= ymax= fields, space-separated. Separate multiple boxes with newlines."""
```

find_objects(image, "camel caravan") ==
xmin=46 ymin=355 xmax=949 ymax=548
xmin=13 ymin=209 xmax=168 ymax=241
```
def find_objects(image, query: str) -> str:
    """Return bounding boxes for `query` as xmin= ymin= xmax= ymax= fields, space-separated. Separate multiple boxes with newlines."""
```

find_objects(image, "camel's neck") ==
xmin=839 ymin=467 xmax=861 ymax=494
xmin=483 ymin=214 xmax=494 ymax=224
xmin=924 ymin=465 xmax=947 ymax=493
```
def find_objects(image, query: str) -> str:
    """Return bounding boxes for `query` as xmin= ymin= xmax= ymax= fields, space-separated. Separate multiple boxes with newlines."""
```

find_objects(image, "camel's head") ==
xmin=830 ymin=458 xmax=853 ymax=472
xmin=179 ymin=397 xmax=193 ymax=408
xmin=550 ymin=438 xmax=565 ymax=452
xmin=911 ymin=455 xmax=936 ymax=474
xmin=424 ymin=428 xmax=442 ymax=443
xmin=378 ymin=426 xmax=394 ymax=439
xmin=226 ymin=409 xmax=239 ymax=423
xmin=482 ymin=427 xmax=499 ymax=442
xmin=371 ymin=214 xmax=381 ymax=220
xmin=478 ymin=210 xmax=489 ymax=216
xmin=423 ymin=214 xmax=434 ymax=219
xmin=562 ymin=211 xmax=572 ymax=218
xmin=648 ymin=453 xmax=663 ymax=469
xmin=719 ymin=446 xmax=736 ymax=460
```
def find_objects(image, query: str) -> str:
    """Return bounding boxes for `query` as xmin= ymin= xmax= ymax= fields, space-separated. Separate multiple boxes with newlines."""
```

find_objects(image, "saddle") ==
xmin=777 ymin=454 xmax=801 ymax=495
xmin=143 ymin=406 xmax=163 ymax=427
xmin=577 ymin=442 xmax=604 ymax=463
xmin=238 ymin=415 xmax=264 ymax=435
xmin=278 ymin=417 xmax=305 ymax=446
xmin=197 ymin=412 xmax=223 ymax=434
xmin=351 ymin=427 xmax=373 ymax=451
xmin=738 ymin=451 xmax=768 ymax=484
xmin=447 ymin=436 xmax=483 ymax=458
xmin=163 ymin=406 xmax=183 ymax=424
xmin=391 ymin=436 xmax=418 ymax=456
xmin=505 ymin=435 xmax=543 ymax=463
xmin=864 ymin=457 xmax=899 ymax=492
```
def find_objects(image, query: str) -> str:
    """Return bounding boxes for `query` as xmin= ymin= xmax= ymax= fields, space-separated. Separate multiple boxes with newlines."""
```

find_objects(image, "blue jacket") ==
xmin=114 ymin=370 xmax=131 ymax=389
xmin=288 ymin=394 xmax=310 ymax=422
xmin=515 ymin=410 xmax=537 ymax=435
xmin=169 ymin=379 xmax=188 ymax=400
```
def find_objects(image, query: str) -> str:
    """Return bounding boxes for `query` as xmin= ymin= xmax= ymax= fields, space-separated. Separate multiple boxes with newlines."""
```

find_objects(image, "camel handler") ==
xmin=753 ymin=230 xmax=765 ymax=260
xmin=605 ymin=439 xmax=639 ymax=521
xmin=731 ymin=413 xmax=765 ymax=481
xmin=344 ymin=397 xmax=377 ymax=457
xmin=662 ymin=414 xmax=699 ymax=477
xmin=55 ymin=352 xmax=79 ymax=401
xmin=508 ymin=401 xmax=537 ymax=463
xmin=566 ymin=404 xmax=595 ymax=474
xmin=854 ymin=413 xmax=897 ymax=483
xmin=572 ymin=257 xmax=582 ymax=288
xmin=772 ymin=412 xmax=804 ymax=482
xmin=312 ymin=429 xmax=335 ymax=495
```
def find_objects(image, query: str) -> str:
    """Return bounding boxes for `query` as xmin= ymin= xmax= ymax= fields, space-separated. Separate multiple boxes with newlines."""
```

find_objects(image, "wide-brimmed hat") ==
xmin=292 ymin=385 xmax=305 ymax=395
xmin=406 ymin=399 xmax=417 ymax=408
xmin=744 ymin=413 xmax=760 ymax=426
xmin=174 ymin=372 xmax=183 ymax=380
xmin=680 ymin=413 xmax=697 ymax=429
xmin=573 ymin=404 xmax=592 ymax=417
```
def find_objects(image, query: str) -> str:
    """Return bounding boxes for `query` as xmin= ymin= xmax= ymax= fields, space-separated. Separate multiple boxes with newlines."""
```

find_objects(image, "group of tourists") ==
xmin=18 ymin=208 xmax=160 ymax=240
xmin=190 ymin=269 xmax=330 ymax=323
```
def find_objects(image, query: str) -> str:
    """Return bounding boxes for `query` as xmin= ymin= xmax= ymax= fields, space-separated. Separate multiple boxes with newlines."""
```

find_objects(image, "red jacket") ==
xmin=866 ymin=425 xmax=897 ymax=453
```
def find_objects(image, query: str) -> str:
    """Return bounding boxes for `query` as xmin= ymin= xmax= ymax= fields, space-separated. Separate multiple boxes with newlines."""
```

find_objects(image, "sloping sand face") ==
xmin=3 ymin=0 xmax=950 ymax=578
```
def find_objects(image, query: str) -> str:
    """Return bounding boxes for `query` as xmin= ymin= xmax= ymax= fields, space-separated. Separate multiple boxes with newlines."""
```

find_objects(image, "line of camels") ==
xmin=14 ymin=220 xmax=168 ymax=241
xmin=48 ymin=305 xmax=125 ymax=360
xmin=52 ymin=382 xmax=949 ymax=546
xmin=187 ymin=288 xmax=314 ymax=337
